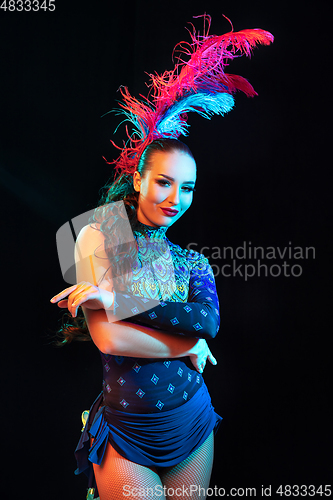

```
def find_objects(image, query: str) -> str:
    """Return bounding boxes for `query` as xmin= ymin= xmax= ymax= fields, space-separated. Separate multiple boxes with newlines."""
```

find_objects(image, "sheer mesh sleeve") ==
xmin=111 ymin=252 xmax=220 ymax=340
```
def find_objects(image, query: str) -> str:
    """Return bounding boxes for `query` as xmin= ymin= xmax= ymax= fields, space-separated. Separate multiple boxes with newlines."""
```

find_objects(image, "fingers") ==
xmin=208 ymin=353 xmax=218 ymax=366
xmin=190 ymin=356 xmax=216 ymax=374
xmin=191 ymin=352 xmax=217 ymax=374
xmin=50 ymin=282 xmax=97 ymax=317
xmin=52 ymin=283 xmax=109 ymax=318
xmin=198 ymin=362 xmax=205 ymax=373
xmin=68 ymin=289 xmax=92 ymax=317
xmin=198 ymin=356 xmax=217 ymax=373
xmin=50 ymin=283 xmax=83 ymax=303
xmin=56 ymin=299 xmax=69 ymax=308
xmin=69 ymin=289 xmax=97 ymax=317
xmin=195 ymin=358 xmax=206 ymax=374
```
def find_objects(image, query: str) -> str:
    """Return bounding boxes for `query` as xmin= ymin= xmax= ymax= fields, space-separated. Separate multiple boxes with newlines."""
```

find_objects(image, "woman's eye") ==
xmin=156 ymin=180 xmax=195 ymax=192
xmin=156 ymin=179 xmax=170 ymax=187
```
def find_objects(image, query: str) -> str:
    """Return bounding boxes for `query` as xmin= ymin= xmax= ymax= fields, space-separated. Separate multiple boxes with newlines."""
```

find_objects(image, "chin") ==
xmin=141 ymin=207 xmax=184 ymax=227
xmin=152 ymin=216 xmax=174 ymax=227
xmin=160 ymin=214 xmax=182 ymax=227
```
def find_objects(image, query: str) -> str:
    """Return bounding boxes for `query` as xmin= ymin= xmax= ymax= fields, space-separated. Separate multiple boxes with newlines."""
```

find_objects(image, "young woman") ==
xmin=51 ymin=138 xmax=221 ymax=500
xmin=50 ymin=16 xmax=273 ymax=499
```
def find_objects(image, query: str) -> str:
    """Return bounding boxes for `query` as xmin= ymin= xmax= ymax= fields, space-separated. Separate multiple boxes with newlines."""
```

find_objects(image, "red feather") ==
xmin=105 ymin=15 xmax=274 ymax=175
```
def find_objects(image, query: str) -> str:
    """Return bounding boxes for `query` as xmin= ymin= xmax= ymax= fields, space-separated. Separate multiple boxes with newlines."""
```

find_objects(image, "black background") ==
xmin=0 ymin=1 xmax=331 ymax=498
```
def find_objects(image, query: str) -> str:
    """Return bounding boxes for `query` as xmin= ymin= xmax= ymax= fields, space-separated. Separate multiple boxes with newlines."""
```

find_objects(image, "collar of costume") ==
xmin=133 ymin=221 xmax=168 ymax=239
xmin=102 ymin=14 xmax=273 ymax=177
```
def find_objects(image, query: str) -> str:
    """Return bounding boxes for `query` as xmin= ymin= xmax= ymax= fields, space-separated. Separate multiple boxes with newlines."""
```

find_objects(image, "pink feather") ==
xmin=104 ymin=15 xmax=274 ymax=175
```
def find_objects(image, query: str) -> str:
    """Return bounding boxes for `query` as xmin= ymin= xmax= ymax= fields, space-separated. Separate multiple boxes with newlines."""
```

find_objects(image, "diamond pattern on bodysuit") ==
xmin=100 ymin=222 xmax=220 ymax=413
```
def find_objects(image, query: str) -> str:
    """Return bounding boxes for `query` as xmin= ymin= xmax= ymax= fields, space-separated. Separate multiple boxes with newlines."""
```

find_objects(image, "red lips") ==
xmin=160 ymin=207 xmax=179 ymax=217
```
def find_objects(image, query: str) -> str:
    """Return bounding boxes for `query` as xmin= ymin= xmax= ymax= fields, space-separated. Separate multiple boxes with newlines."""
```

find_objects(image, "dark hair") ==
xmin=137 ymin=138 xmax=194 ymax=176
xmin=53 ymin=138 xmax=194 ymax=345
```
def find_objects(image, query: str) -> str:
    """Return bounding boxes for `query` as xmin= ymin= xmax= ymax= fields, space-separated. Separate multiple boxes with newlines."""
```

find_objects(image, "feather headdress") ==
xmin=104 ymin=14 xmax=273 ymax=176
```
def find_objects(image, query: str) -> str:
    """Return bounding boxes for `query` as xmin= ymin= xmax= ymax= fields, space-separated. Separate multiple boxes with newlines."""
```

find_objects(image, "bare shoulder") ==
xmin=76 ymin=223 xmax=105 ymax=255
xmin=75 ymin=223 xmax=112 ymax=283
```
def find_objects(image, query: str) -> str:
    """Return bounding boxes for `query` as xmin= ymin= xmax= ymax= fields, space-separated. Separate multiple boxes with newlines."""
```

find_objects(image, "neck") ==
xmin=134 ymin=220 xmax=168 ymax=239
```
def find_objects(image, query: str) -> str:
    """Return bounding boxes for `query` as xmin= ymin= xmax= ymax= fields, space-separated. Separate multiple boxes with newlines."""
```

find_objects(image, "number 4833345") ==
xmin=0 ymin=0 xmax=55 ymax=11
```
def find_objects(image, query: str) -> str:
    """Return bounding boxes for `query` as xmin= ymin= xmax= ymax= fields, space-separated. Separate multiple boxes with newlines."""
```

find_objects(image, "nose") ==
xmin=167 ymin=186 xmax=180 ymax=206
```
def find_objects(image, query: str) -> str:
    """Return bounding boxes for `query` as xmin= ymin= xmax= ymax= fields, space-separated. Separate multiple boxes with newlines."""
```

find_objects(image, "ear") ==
xmin=133 ymin=171 xmax=141 ymax=192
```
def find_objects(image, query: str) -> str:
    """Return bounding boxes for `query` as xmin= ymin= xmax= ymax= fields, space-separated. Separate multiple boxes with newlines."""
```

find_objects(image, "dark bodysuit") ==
xmin=75 ymin=222 xmax=222 ymax=494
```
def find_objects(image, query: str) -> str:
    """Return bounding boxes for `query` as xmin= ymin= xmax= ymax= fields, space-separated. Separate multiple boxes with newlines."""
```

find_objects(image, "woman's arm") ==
xmin=84 ymin=307 xmax=198 ymax=357
xmin=72 ymin=223 xmax=219 ymax=339
xmin=111 ymin=255 xmax=220 ymax=339
xmin=82 ymin=306 xmax=215 ymax=374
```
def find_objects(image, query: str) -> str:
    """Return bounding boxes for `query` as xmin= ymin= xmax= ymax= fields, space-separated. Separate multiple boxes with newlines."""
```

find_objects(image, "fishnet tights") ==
xmin=92 ymin=431 xmax=214 ymax=499
xmin=159 ymin=431 xmax=214 ymax=499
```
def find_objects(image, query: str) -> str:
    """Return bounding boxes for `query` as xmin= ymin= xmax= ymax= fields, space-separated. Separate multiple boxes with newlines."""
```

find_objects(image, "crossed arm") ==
xmin=51 ymin=224 xmax=218 ymax=371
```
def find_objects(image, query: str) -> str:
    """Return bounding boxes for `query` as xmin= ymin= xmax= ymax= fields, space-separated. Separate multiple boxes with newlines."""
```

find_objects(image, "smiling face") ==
xmin=133 ymin=150 xmax=197 ymax=228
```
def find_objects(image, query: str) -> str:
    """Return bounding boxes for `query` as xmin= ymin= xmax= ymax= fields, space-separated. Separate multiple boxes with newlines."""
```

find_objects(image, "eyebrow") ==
xmin=158 ymin=174 xmax=196 ymax=185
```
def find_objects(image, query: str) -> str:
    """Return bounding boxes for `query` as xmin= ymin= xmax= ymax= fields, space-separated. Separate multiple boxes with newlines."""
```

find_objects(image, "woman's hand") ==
xmin=50 ymin=281 xmax=114 ymax=318
xmin=189 ymin=338 xmax=217 ymax=373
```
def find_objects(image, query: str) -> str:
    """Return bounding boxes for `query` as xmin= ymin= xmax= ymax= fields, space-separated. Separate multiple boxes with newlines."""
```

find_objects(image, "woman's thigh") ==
xmin=158 ymin=431 xmax=214 ymax=500
xmin=92 ymin=440 xmax=166 ymax=500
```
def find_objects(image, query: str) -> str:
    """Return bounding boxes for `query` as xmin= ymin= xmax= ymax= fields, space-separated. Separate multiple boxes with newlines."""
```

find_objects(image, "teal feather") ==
xmin=156 ymin=92 xmax=234 ymax=136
